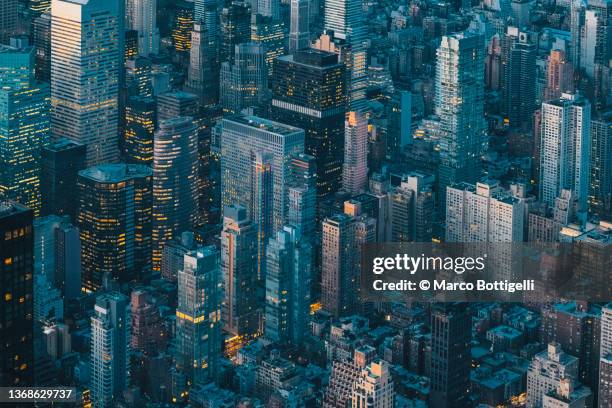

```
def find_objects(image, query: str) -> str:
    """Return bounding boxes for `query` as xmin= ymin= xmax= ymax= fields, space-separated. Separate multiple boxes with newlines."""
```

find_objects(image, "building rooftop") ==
xmin=224 ymin=114 xmax=304 ymax=137
xmin=79 ymin=164 xmax=152 ymax=183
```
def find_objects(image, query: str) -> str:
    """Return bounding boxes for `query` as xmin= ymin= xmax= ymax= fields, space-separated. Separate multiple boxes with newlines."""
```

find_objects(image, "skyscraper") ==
xmin=321 ymin=213 xmax=358 ymax=318
xmin=0 ymin=0 xmax=17 ymax=43
xmin=543 ymin=49 xmax=574 ymax=102
xmin=599 ymin=305 xmax=612 ymax=407
xmin=185 ymin=21 xmax=219 ymax=107
xmin=265 ymin=225 xmax=312 ymax=345
xmin=539 ymin=93 xmax=591 ymax=215
xmin=220 ymin=43 xmax=268 ymax=114
xmin=271 ymin=50 xmax=346 ymax=196
xmin=0 ymin=45 xmax=50 ymax=216
xmin=342 ymin=111 xmax=368 ymax=195
xmin=0 ymin=202 xmax=34 ymax=386
xmin=152 ymin=117 xmax=200 ymax=270
xmin=41 ymin=139 xmax=86 ymax=221
xmin=386 ymin=90 xmax=412 ymax=156
xmin=90 ymin=292 xmax=131 ymax=408
xmin=126 ymin=0 xmax=160 ymax=56
xmin=157 ymin=91 xmax=198 ymax=121
xmin=389 ymin=173 xmax=435 ymax=243
xmin=287 ymin=153 xmax=317 ymax=238
xmin=124 ymin=96 xmax=156 ymax=165
xmin=77 ymin=164 xmax=153 ymax=291
xmin=588 ymin=115 xmax=611 ymax=217
xmin=32 ymin=12 xmax=51 ymax=82
xmin=220 ymin=115 xmax=304 ymax=232
xmin=289 ymin=0 xmax=310 ymax=52
xmin=429 ymin=303 xmax=472 ymax=408
xmin=446 ymin=181 xmax=525 ymax=243
xmin=323 ymin=0 xmax=367 ymax=111
xmin=501 ymin=27 xmax=536 ymax=129
xmin=219 ymin=1 xmax=251 ymax=64
xmin=220 ymin=204 xmax=260 ymax=338
xmin=175 ymin=247 xmax=222 ymax=384
xmin=250 ymin=14 xmax=286 ymax=78
xmin=172 ymin=2 xmax=194 ymax=53
xmin=50 ymin=0 xmax=121 ymax=166
xmin=252 ymin=152 xmax=273 ymax=280
xmin=436 ymin=32 xmax=487 ymax=217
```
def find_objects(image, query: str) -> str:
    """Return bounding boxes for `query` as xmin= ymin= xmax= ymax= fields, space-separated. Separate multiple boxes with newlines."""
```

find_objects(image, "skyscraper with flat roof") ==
xmin=539 ymin=93 xmax=591 ymax=215
xmin=90 ymin=292 xmax=130 ymax=408
xmin=50 ymin=0 xmax=121 ymax=166
xmin=41 ymin=139 xmax=86 ymax=221
xmin=220 ymin=204 xmax=260 ymax=338
xmin=175 ymin=247 xmax=222 ymax=385
xmin=77 ymin=164 xmax=153 ymax=290
xmin=0 ymin=202 xmax=34 ymax=386
xmin=220 ymin=115 xmax=304 ymax=232
xmin=271 ymin=50 xmax=346 ymax=197
xmin=152 ymin=117 xmax=199 ymax=270
xmin=436 ymin=32 xmax=487 ymax=217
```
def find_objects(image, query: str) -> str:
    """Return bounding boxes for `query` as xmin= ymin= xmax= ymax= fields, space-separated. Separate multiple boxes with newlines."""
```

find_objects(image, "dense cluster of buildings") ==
xmin=0 ymin=0 xmax=610 ymax=407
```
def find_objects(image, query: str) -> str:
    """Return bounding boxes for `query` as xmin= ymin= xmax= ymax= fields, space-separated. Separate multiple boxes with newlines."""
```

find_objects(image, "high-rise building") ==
xmin=543 ymin=49 xmax=574 ymax=102
xmin=501 ymin=27 xmax=536 ymax=129
xmin=252 ymin=152 xmax=273 ymax=281
xmin=33 ymin=215 xmax=80 ymax=302
xmin=271 ymin=50 xmax=346 ymax=196
xmin=220 ymin=115 xmax=304 ymax=232
xmin=51 ymin=0 xmax=121 ymax=166
xmin=126 ymin=0 xmax=160 ymax=56
xmin=287 ymin=153 xmax=317 ymax=238
xmin=172 ymin=2 xmax=194 ymax=53
xmin=125 ymin=29 xmax=139 ymax=60
xmin=599 ymin=305 xmax=612 ymax=407
xmin=152 ymin=117 xmax=199 ymax=270
xmin=220 ymin=204 xmax=260 ymax=338
xmin=219 ymin=1 xmax=251 ymax=64
xmin=389 ymin=172 xmax=435 ymax=243
xmin=0 ymin=202 xmax=34 ymax=386
xmin=588 ymin=115 xmax=611 ymax=217
xmin=160 ymin=231 xmax=197 ymax=282
xmin=429 ymin=303 xmax=472 ymax=408
xmin=125 ymin=57 xmax=154 ymax=97
xmin=0 ymin=46 xmax=50 ymax=216
xmin=32 ymin=13 xmax=51 ymax=82
xmin=185 ymin=21 xmax=219 ymax=107
xmin=0 ymin=0 xmax=17 ymax=43
xmin=130 ymin=289 xmax=165 ymax=355
xmin=250 ymin=14 xmax=285 ymax=78
xmin=124 ymin=96 xmax=156 ymax=165
xmin=323 ymin=0 xmax=367 ymax=111
xmin=321 ymin=214 xmax=359 ymax=318
xmin=175 ymin=247 xmax=222 ymax=384
xmin=157 ymin=91 xmax=198 ymax=121
xmin=77 ymin=164 xmax=153 ymax=291
xmin=539 ymin=93 xmax=591 ymax=215
xmin=542 ymin=377 xmax=592 ymax=408
xmin=265 ymin=225 xmax=312 ymax=345
xmin=324 ymin=346 xmax=376 ymax=407
xmin=220 ymin=43 xmax=268 ymax=114
xmin=386 ymin=90 xmax=412 ymax=156
xmin=289 ymin=0 xmax=310 ymax=52
xmin=527 ymin=342 xmax=579 ymax=408
xmin=436 ymin=32 xmax=487 ymax=216
xmin=41 ymin=139 xmax=86 ymax=221
xmin=351 ymin=360 xmax=395 ymax=408
xmin=446 ymin=181 xmax=525 ymax=243
xmin=90 ymin=292 xmax=131 ymax=408
xmin=342 ymin=112 xmax=368 ymax=195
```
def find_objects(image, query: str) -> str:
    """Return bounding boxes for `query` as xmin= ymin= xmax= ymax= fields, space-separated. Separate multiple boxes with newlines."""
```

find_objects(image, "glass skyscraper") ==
xmin=50 ymin=0 xmax=121 ymax=166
